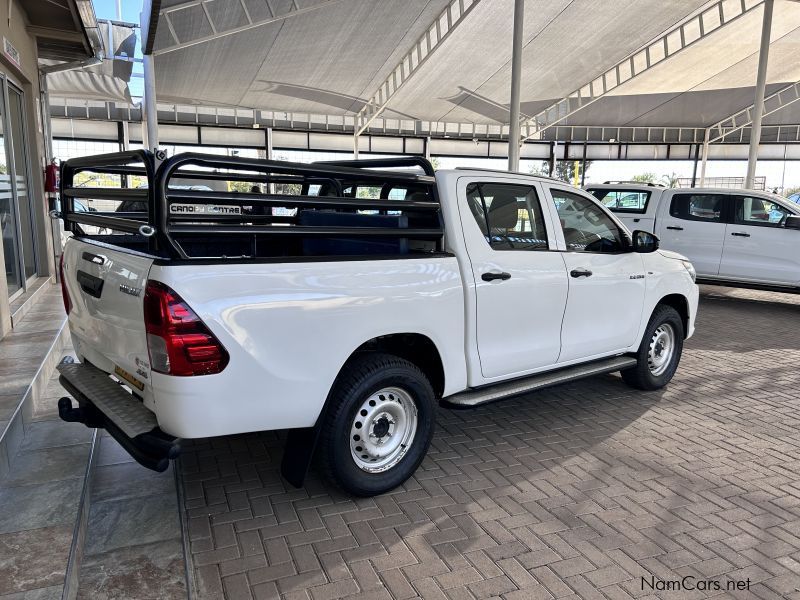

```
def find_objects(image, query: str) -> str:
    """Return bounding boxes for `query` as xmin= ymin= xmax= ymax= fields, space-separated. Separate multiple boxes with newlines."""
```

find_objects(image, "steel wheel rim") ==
xmin=647 ymin=323 xmax=675 ymax=376
xmin=350 ymin=386 xmax=418 ymax=473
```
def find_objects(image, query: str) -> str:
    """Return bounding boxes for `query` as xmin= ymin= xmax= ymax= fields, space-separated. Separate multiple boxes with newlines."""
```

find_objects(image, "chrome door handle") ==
xmin=731 ymin=232 xmax=751 ymax=237
xmin=570 ymin=268 xmax=592 ymax=278
xmin=666 ymin=226 xmax=683 ymax=231
xmin=482 ymin=271 xmax=511 ymax=282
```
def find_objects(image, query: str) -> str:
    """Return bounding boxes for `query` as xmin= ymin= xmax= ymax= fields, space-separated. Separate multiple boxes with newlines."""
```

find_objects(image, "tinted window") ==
xmin=670 ymin=194 xmax=724 ymax=222
xmin=465 ymin=183 xmax=548 ymax=250
xmin=552 ymin=189 xmax=626 ymax=253
xmin=733 ymin=196 xmax=790 ymax=227
xmin=590 ymin=189 xmax=651 ymax=214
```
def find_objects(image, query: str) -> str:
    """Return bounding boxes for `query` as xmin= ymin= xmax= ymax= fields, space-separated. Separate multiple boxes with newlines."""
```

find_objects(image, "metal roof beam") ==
xmin=520 ymin=0 xmax=765 ymax=142
xmin=708 ymin=79 xmax=800 ymax=143
xmin=153 ymin=0 xmax=344 ymax=56
xmin=355 ymin=0 xmax=484 ymax=137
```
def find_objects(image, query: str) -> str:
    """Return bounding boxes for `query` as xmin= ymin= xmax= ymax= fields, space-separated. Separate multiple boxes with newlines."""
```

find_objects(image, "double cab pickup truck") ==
xmin=57 ymin=152 xmax=698 ymax=496
xmin=588 ymin=182 xmax=800 ymax=292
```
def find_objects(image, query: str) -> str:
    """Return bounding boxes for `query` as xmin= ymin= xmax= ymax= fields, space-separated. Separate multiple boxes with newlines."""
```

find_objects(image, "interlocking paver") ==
xmin=177 ymin=286 xmax=800 ymax=598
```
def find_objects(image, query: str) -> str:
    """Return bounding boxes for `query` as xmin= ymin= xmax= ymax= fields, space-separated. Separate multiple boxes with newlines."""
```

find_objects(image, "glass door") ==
xmin=7 ymin=83 xmax=37 ymax=282
xmin=0 ymin=83 xmax=21 ymax=295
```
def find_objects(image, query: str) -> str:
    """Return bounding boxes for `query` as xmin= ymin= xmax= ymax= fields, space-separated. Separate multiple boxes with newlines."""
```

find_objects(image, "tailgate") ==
xmin=62 ymin=239 xmax=154 ymax=392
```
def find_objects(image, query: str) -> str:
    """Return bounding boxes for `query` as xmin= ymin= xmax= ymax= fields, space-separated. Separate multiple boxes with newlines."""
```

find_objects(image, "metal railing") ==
xmin=676 ymin=176 xmax=767 ymax=190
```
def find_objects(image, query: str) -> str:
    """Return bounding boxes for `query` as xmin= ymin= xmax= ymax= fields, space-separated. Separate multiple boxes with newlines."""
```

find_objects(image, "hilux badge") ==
xmin=119 ymin=284 xmax=142 ymax=297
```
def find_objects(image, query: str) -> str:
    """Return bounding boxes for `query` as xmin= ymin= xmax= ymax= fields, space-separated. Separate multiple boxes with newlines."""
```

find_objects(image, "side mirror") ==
xmin=784 ymin=215 xmax=800 ymax=230
xmin=632 ymin=230 xmax=659 ymax=253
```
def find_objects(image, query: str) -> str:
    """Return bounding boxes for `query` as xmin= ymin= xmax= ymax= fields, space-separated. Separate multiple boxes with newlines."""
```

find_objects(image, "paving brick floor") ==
xmin=177 ymin=286 xmax=800 ymax=600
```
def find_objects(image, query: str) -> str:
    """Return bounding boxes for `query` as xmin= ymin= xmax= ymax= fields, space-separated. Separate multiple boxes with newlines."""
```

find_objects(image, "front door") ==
xmin=656 ymin=192 xmax=728 ymax=277
xmin=547 ymin=187 xmax=647 ymax=363
xmin=458 ymin=179 xmax=569 ymax=381
xmin=719 ymin=195 xmax=800 ymax=285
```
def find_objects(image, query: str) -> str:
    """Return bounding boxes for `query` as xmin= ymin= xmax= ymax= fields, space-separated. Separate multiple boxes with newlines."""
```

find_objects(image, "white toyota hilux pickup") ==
xmin=57 ymin=152 xmax=698 ymax=496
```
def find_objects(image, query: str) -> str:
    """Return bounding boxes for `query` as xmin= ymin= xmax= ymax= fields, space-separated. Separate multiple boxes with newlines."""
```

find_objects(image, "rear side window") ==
xmin=590 ymin=189 xmax=651 ymax=214
xmin=465 ymin=182 xmax=549 ymax=251
xmin=669 ymin=194 xmax=725 ymax=223
xmin=732 ymin=196 xmax=790 ymax=227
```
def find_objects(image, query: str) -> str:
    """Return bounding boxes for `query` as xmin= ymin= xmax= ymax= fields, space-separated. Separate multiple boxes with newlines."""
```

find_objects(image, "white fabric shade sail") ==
xmin=135 ymin=0 xmax=800 ymax=133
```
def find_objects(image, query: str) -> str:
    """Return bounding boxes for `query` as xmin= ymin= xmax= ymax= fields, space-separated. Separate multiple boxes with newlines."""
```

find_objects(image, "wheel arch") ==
xmin=655 ymin=293 xmax=690 ymax=338
xmin=344 ymin=332 xmax=446 ymax=398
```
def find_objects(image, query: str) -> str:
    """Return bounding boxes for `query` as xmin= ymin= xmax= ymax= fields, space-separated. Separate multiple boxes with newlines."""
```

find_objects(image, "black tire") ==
xmin=318 ymin=353 xmax=436 ymax=496
xmin=621 ymin=305 xmax=684 ymax=391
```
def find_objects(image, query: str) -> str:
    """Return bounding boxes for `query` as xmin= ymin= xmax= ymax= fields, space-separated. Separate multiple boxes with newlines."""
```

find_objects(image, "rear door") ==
xmin=457 ymin=178 xmax=568 ymax=381
xmin=656 ymin=192 xmax=728 ymax=277
xmin=546 ymin=186 xmax=646 ymax=363
xmin=62 ymin=239 xmax=154 ymax=391
xmin=719 ymin=195 xmax=800 ymax=285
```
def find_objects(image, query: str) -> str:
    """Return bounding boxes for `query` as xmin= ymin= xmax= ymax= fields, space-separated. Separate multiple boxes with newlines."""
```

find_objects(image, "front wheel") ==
xmin=318 ymin=353 xmax=436 ymax=496
xmin=622 ymin=305 xmax=684 ymax=391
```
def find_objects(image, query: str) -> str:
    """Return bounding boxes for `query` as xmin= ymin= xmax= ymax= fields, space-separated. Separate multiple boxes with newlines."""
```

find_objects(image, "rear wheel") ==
xmin=319 ymin=353 xmax=436 ymax=496
xmin=622 ymin=305 xmax=684 ymax=390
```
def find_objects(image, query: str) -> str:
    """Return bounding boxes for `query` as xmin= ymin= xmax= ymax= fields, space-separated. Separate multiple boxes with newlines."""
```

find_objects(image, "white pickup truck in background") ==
xmin=588 ymin=183 xmax=800 ymax=292
xmin=57 ymin=152 xmax=698 ymax=496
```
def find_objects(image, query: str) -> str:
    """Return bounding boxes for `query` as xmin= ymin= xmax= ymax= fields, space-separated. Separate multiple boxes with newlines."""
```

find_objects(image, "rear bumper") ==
xmin=57 ymin=358 xmax=180 ymax=472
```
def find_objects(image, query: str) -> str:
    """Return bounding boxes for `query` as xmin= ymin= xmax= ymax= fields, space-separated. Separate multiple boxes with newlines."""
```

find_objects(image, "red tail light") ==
xmin=143 ymin=281 xmax=229 ymax=376
xmin=59 ymin=254 xmax=72 ymax=315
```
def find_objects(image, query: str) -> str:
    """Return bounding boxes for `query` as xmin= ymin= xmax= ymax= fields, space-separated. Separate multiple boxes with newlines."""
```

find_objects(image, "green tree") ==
xmin=783 ymin=185 xmax=800 ymax=197
xmin=661 ymin=172 xmax=680 ymax=188
xmin=535 ymin=160 xmax=592 ymax=184
xmin=631 ymin=173 xmax=658 ymax=183
xmin=429 ymin=156 xmax=440 ymax=171
xmin=527 ymin=161 xmax=549 ymax=176
xmin=228 ymin=180 xmax=254 ymax=193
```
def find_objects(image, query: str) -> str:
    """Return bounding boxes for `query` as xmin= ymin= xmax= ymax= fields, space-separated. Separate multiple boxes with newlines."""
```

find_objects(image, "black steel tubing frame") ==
xmin=61 ymin=150 xmax=442 ymax=260
xmin=60 ymin=149 xmax=160 ymax=252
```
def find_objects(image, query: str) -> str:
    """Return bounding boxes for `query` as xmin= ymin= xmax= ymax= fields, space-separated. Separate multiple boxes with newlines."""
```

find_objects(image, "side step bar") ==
xmin=57 ymin=359 xmax=180 ymax=472
xmin=442 ymin=355 xmax=638 ymax=408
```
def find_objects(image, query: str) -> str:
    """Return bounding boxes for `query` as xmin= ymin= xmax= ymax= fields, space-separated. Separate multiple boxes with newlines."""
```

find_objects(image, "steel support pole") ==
xmin=266 ymin=127 xmax=275 ymax=194
xmin=353 ymin=131 xmax=359 ymax=159
xmin=580 ymin=143 xmax=587 ymax=186
xmin=142 ymin=53 xmax=159 ymax=153
xmin=745 ymin=0 xmax=774 ymax=189
xmin=699 ymin=128 xmax=710 ymax=186
xmin=507 ymin=0 xmax=524 ymax=172
xmin=117 ymin=121 xmax=130 ymax=188
xmin=266 ymin=127 xmax=274 ymax=160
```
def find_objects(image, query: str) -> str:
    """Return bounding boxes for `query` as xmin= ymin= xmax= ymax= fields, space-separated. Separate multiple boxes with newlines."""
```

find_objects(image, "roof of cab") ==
xmin=438 ymin=167 xmax=574 ymax=186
